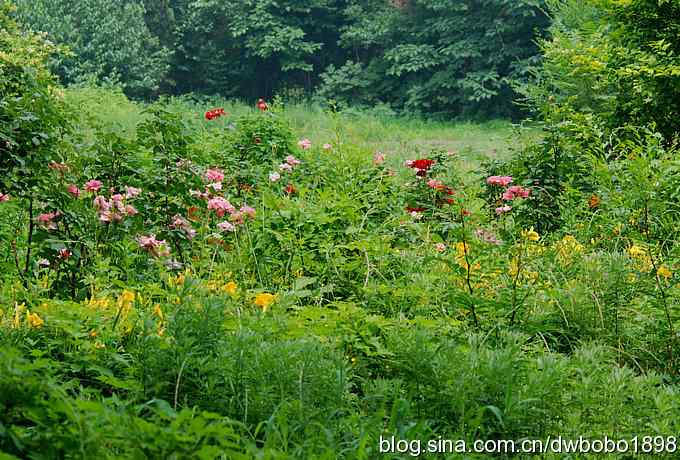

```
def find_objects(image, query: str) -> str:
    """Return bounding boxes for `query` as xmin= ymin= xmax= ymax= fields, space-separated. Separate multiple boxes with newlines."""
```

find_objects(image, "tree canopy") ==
xmin=13 ymin=0 xmax=549 ymax=117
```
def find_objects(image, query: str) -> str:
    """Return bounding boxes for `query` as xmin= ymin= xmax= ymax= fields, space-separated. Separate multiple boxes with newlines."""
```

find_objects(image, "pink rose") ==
xmin=84 ymin=180 xmax=103 ymax=193
xmin=297 ymin=139 xmax=312 ymax=150
xmin=67 ymin=184 xmax=81 ymax=198
xmin=205 ymin=168 xmax=225 ymax=183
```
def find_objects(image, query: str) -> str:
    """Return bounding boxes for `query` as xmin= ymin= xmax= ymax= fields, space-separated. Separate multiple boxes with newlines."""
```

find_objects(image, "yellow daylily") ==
xmin=223 ymin=281 xmax=238 ymax=295
xmin=153 ymin=304 xmax=164 ymax=321
xmin=253 ymin=293 xmax=276 ymax=312
xmin=522 ymin=227 xmax=540 ymax=242
xmin=657 ymin=265 xmax=672 ymax=280
xmin=26 ymin=310 xmax=44 ymax=328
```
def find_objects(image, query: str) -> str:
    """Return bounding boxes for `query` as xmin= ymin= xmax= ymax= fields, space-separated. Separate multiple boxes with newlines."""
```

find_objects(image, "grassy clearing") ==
xmin=65 ymin=87 xmax=536 ymax=166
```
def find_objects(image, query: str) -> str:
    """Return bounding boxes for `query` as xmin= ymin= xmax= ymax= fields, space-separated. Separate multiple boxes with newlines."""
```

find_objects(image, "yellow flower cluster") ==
xmin=657 ymin=265 xmax=673 ymax=281
xmin=627 ymin=244 xmax=653 ymax=273
xmin=223 ymin=281 xmax=238 ymax=295
xmin=117 ymin=290 xmax=136 ymax=316
xmin=508 ymin=258 xmax=539 ymax=282
xmin=8 ymin=303 xmax=44 ymax=329
xmin=88 ymin=297 xmax=112 ymax=310
xmin=153 ymin=303 xmax=166 ymax=336
xmin=555 ymin=235 xmax=584 ymax=266
xmin=205 ymin=277 xmax=238 ymax=296
xmin=26 ymin=310 xmax=44 ymax=328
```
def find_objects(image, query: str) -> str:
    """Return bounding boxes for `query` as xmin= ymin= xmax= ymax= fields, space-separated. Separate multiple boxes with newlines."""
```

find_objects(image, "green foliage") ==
xmin=496 ymin=0 xmax=680 ymax=231
xmin=170 ymin=0 xmax=344 ymax=98
xmin=319 ymin=0 xmax=549 ymax=117
xmin=12 ymin=0 xmax=549 ymax=117
xmin=15 ymin=0 xmax=170 ymax=99
xmin=222 ymin=109 xmax=296 ymax=180
xmin=0 ymin=348 xmax=248 ymax=458
xmin=7 ymin=0 xmax=680 ymax=450
xmin=524 ymin=0 xmax=680 ymax=140
xmin=0 ymin=7 xmax=70 ymax=194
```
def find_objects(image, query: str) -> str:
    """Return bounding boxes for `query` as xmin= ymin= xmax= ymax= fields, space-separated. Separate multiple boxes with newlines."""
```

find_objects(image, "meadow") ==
xmin=4 ymin=1 xmax=680 ymax=456
xmin=2 ymin=87 xmax=680 ymax=459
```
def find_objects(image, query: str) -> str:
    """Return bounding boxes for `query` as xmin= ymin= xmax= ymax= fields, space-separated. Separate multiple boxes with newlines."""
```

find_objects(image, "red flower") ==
xmin=257 ymin=98 xmax=268 ymax=112
xmin=411 ymin=159 xmax=435 ymax=170
xmin=204 ymin=108 xmax=226 ymax=121
xmin=284 ymin=183 xmax=296 ymax=195
xmin=405 ymin=206 xmax=426 ymax=213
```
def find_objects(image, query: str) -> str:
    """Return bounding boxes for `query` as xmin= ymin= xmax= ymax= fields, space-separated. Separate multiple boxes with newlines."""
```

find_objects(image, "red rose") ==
xmin=411 ymin=159 xmax=435 ymax=170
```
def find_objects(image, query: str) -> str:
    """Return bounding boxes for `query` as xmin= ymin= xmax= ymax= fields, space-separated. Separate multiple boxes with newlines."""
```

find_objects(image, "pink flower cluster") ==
xmin=92 ymin=187 xmax=140 ymax=223
xmin=427 ymin=179 xmax=446 ymax=190
xmin=190 ymin=166 xmax=224 ymax=199
xmin=373 ymin=152 xmax=386 ymax=165
xmin=216 ymin=204 xmax=256 ymax=232
xmin=502 ymin=185 xmax=530 ymax=201
xmin=205 ymin=168 xmax=224 ymax=183
xmin=298 ymin=139 xmax=312 ymax=150
xmin=205 ymin=195 xmax=256 ymax=232
xmin=278 ymin=155 xmax=301 ymax=173
xmin=170 ymin=215 xmax=197 ymax=240
xmin=270 ymin=155 xmax=301 ymax=190
xmin=67 ymin=184 xmax=81 ymax=198
xmin=486 ymin=175 xmax=531 ymax=215
xmin=191 ymin=167 xmax=257 ymax=233
xmin=84 ymin=180 xmax=103 ymax=193
xmin=37 ymin=211 xmax=61 ymax=230
xmin=486 ymin=176 xmax=513 ymax=187
xmin=136 ymin=234 xmax=170 ymax=258
xmin=207 ymin=197 xmax=235 ymax=218
xmin=0 ymin=193 xmax=10 ymax=202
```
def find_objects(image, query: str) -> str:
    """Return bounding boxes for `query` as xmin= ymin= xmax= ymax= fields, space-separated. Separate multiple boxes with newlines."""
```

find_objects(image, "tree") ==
xmin=15 ymin=0 xmax=170 ymax=99
xmin=319 ymin=0 xmax=549 ymax=118
xmin=171 ymin=0 xmax=346 ymax=98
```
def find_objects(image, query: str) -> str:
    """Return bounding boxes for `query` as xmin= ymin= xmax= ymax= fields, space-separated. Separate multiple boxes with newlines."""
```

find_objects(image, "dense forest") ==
xmin=14 ymin=0 xmax=549 ymax=117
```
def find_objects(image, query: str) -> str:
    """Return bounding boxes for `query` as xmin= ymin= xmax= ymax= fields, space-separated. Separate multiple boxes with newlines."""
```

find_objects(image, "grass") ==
xmin=64 ymin=86 xmax=539 ymax=165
